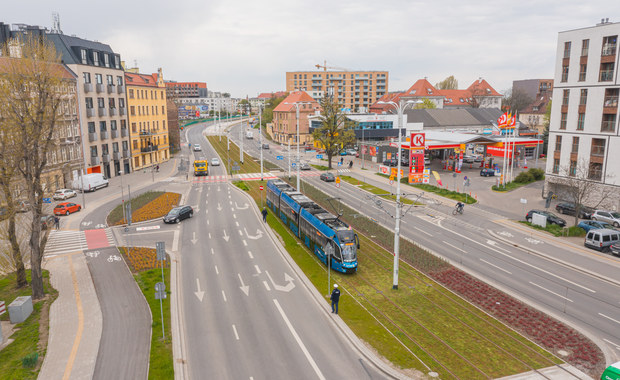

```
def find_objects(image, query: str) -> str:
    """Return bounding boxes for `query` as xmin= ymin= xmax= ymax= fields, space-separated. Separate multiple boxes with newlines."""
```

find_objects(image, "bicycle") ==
xmin=452 ymin=204 xmax=464 ymax=215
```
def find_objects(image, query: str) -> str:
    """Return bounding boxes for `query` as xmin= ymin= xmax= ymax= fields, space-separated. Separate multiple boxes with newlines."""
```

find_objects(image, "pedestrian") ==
xmin=340 ymin=156 xmax=343 ymax=165
xmin=348 ymin=160 xmax=353 ymax=169
xmin=54 ymin=215 xmax=60 ymax=230
xmin=156 ymin=164 xmax=160 ymax=172
xmin=330 ymin=284 xmax=340 ymax=314
xmin=261 ymin=207 xmax=268 ymax=222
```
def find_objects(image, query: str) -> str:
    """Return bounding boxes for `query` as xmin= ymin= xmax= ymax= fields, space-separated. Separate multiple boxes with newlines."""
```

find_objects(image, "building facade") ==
xmin=272 ymin=91 xmax=320 ymax=145
xmin=125 ymin=69 xmax=170 ymax=170
xmin=512 ymin=79 xmax=554 ymax=100
xmin=545 ymin=20 xmax=620 ymax=208
xmin=165 ymin=81 xmax=207 ymax=98
xmin=285 ymin=70 xmax=388 ymax=113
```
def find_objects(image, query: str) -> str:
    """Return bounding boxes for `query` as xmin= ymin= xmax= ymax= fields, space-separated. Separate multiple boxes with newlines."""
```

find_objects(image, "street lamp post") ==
xmin=284 ymin=101 xmax=312 ymax=189
xmin=378 ymin=99 xmax=421 ymax=290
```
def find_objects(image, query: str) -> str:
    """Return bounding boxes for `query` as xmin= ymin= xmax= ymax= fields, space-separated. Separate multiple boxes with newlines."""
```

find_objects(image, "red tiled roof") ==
xmin=125 ymin=72 xmax=159 ymax=87
xmin=404 ymin=79 xmax=438 ymax=97
xmin=273 ymin=90 xmax=319 ymax=112
xmin=258 ymin=91 xmax=288 ymax=99
xmin=436 ymin=89 xmax=472 ymax=106
xmin=467 ymin=78 xmax=501 ymax=96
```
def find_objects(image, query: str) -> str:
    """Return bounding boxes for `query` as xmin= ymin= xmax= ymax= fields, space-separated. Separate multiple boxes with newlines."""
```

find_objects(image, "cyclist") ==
xmin=455 ymin=201 xmax=464 ymax=214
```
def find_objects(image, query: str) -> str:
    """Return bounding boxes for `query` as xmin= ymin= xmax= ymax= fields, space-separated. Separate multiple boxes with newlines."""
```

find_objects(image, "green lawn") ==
xmin=207 ymin=136 xmax=280 ymax=173
xmin=0 ymin=270 xmax=57 ymax=379
xmin=339 ymin=175 xmax=417 ymax=205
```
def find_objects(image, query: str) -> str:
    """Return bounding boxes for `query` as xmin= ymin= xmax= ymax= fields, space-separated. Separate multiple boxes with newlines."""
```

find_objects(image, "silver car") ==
xmin=592 ymin=210 xmax=620 ymax=227
xmin=211 ymin=158 xmax=220 ymax=166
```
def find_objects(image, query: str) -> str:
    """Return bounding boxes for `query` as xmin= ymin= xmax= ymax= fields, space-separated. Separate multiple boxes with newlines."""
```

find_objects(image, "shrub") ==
xmin=514 ymin=171 xmax=534 ymax=183
xmin=566 ymin=226 xmax=586 ymax=237
xmin=529 ymin=168 xmax=545 ymax=180
xmin=233 ymin=181 xmax=249 ymax=191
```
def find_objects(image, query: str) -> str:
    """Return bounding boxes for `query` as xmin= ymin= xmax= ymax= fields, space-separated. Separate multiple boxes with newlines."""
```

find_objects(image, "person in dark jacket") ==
xmin=261 ymin=207 xmax=268 ymax=222
xmin=330 ymin=284 xmax=341 ymax=314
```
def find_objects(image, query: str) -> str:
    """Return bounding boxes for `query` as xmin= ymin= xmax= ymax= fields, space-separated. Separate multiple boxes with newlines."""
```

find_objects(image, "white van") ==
xmin=72 ymin=173 xmax=109 ymax=192
xmin=584 ymin=228 xmax=620 ymax=252
xmin=245 ymin=131 xmax=253 ymax=139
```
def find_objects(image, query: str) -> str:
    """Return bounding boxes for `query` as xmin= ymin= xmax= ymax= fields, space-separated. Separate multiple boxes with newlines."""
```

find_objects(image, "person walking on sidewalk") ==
xmin=54 ymin=215 xmax=60 ymax=230
xmin=330 ymin=284 xmax=341 ymax=314
xmin=261 ymin=207 xmax=268 ymax=222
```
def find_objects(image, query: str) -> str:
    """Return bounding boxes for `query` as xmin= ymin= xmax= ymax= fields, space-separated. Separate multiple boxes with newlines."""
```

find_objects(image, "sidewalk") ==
xmin=39 ymin=152 xmax=186 ymax=379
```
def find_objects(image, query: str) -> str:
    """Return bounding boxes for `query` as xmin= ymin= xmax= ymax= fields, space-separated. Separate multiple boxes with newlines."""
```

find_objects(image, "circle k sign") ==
xmin=411 ymin=133 xmax=425 ymax=148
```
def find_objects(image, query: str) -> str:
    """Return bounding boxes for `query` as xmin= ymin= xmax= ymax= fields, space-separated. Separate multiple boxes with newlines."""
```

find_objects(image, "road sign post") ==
xmin=259 ymin=185 xmax=264 ymax=208
xmin=155 ymin=242 xmax=166 ymax=340
xmin=154 ymin=281 xmax=166 ymax=340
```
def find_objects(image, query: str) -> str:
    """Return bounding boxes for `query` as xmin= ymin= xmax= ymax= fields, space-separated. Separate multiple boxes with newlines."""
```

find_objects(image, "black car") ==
xmin=163 ymin=205 xmax=193 ymax=223
xmin=382 ymin=158 xmax=408 ymax=167
xmin=480 ymin=168 xmax=495 ymax=177
xmin=525 ymin=210 xmax=566 ymax=227
xmin=261 ymin=144 xmax=269 ymax=150
xmin=320 ymin=172 xmax=335 ymax=182
xmin=555 ymin=202 xmax=593 ymax=219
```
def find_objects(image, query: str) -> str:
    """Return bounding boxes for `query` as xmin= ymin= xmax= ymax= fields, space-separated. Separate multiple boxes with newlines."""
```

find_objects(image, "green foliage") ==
xmin=493 ymin=169 xmax=545 ymax=191
xmin=435 ymin=75 xmax=459 ymax=90
xmin=542 ymin=100 xmax=551 ymax=153
xmin=567 ymin=226 xmax=587 ymax=237
xmin=514 ymin=171 xmax=534 ymax=183
xmin=413 ymin=98 xmax=437 ymax=109
xmin=529 ymin=168 xmax=545 ymax=180
xmin=261 ymin=96 xmax=286 ymax=128
xmin=312 ymin=94 xmax=356 ymax=169
xmin=233 ymin=180 xmax=250 ymax=191
xmin=520 ymin=221 xmax=583 ymax=237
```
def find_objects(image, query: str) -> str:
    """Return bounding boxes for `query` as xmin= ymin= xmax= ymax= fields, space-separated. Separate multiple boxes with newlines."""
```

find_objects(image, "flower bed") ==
xmin=429 ymin=267 xmax=604 ymax=375
xmin=115 ymin=192 xmax=180 ymax=225
xmin=119 ymin=247 xmax=168 ymax=272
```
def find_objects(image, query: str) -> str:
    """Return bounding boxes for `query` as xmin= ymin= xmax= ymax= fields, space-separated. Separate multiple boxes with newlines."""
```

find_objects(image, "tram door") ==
xmin=324 ymin=240 xmax=343 ymax=269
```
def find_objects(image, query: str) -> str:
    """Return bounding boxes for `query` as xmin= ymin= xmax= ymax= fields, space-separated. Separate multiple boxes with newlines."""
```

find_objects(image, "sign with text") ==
xmin=410 ymin=132 xmax=425 ymax=149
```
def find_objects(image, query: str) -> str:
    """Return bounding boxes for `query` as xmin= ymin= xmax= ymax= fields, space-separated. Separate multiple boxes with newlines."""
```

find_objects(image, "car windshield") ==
xmin=611 ymin=212 xmax=620 ymax=218
xmin=195 ymin=162 xmax=206 ymax=168
xmin=168 ymin=208 xmax=181 ymax=215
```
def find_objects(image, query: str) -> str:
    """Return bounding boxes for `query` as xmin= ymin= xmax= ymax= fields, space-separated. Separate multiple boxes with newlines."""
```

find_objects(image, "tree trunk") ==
xmin=30 ymin=223 xmax=44 ymax=299
xmin=8 ymin=217 xmax=28 ymax=288
xmin=327 ymin=153 xmax=333 ymax=169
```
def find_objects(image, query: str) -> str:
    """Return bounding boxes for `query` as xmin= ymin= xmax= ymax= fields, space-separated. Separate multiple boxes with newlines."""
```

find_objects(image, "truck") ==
xmin=72 ymin=173 xmax=109 ymax=192
xmin=193 ymin=160 xmax=208 ymax=176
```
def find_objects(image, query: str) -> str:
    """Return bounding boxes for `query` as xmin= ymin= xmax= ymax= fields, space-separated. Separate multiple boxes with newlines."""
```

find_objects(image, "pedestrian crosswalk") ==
xmin=44 ymin=228 xmax=116 ymax=257
xmin=193 ymin=175 xmax=230 ymax=184
xmin=191 ymin=169 xmax=353 ymax=183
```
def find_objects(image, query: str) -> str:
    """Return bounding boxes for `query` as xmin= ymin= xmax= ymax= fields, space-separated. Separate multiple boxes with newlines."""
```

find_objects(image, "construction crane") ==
xmin=315 ymin=60 xmax=350 ymax=71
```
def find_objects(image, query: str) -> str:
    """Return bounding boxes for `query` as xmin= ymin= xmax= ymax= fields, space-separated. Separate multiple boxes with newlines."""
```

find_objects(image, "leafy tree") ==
xmin=0 ymin=35 xmax=68 ymax=298
xmin=311 ymin=95 xmax=356 ymax=169
xmin=261 ymin=96 xmax=285 ymax=128
xmin=435 ymin=75 xmax=458 ymax=90
xmin=222 ymin=92 xmax=231 ymax=98
xmin=502 ymin=88 xmax=533 ymax=113
xmin=414 ymin=98 xmax=437 ymax=109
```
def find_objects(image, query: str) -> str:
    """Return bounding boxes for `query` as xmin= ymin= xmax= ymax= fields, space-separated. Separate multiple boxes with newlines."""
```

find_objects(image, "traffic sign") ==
xmin=43 ymin=198 xmax=52 ymax=204
xmin=335 ymin=177 xmax=340 ymax=184
xmin=259 ymin=185 xmax=264 ymax=191
xmin=276 ymin=155 xmax=283 ymax=160
xmin=389 ymin=175 xmax=395 ymax=181
xmin=232 ymin=165 xmax=240 ymax=171
xmin=292 ymin=163 xmax=297 ymax=167
xmin=316 ymin=154 xmax=323 ymax=159
xmin=156 ymin=242 xmax=166 ymax=261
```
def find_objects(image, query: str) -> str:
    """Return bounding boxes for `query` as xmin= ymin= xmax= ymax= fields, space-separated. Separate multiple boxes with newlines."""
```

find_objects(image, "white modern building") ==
xmin=545 ymin=19 xmax=620 ymax=208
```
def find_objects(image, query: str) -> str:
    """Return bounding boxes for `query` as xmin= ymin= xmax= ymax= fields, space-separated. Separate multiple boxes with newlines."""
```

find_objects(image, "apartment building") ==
xmin=512 ymin=79 xmax=554 ymax=100
xmin=166 ymin=81 xmax=207 ymax=98
xmin=250 ymin=91 xmax=287 ymax=113
xmin=272 ymin=91 xmax=320 ymax=145
xmin=545 ymin=20 xmax=620 ymax=207
xmin=285 ymin=70 xmax=388 ymax=113
xmin=125 ymin=69 xmax=170 ymax=170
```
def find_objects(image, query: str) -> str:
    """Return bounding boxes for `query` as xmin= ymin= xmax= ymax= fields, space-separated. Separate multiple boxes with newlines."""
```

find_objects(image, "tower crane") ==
xmin=315 ymin=60 xmax=350 ymax=71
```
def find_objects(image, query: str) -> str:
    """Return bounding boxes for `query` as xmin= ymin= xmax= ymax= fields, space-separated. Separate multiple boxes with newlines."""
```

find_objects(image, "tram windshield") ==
xmin=337 ymin=230 xmax=357 ymax=262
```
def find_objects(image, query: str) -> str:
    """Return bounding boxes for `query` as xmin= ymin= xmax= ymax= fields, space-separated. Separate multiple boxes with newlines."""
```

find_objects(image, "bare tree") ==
xmin=553 ymin=158 xmax=615 ymax=226
xmin=0 ymin=35 xmax=68 ymax=299
xmin=312 ymin=94 xmax=356 ymax=169
xmin=502 ymin=88 xmax=533 ymax=113
xmin=435 ymin=75 xmax=458 ymax=90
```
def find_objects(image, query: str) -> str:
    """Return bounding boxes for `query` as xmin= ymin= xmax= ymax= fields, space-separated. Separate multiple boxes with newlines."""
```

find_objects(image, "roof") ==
xmin=46 ymin=33 xmax=117 ymax=66
xmin=273 ymin=90 xmax=319 ymax=112
xmin=404 ymin=78 xmax=439 ymax=97
xmin=467 ymin=78 xmax=501 ymax=97
xmin=404 ymin=108 xmax=503 ymax=128
xmin=521 ymin=93 xmax=551 ymax=114
xmin=125 ymin=72 xmax=160 ymax=87
xmin=257 ymin=91 xmax=288 ymax=99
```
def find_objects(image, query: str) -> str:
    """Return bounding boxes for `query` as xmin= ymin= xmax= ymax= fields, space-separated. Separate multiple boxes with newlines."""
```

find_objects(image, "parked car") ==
xmin=163 ymin=205 xmax=194 ymax=224
xmin=480 ymin=168 xmax=495 ymax=177
xmin=592 ymin=210 xmax=620 ymax=227
xmin=424 ymin=157 xmax=431 ymax=166
xmin=300 ymin=163 xmax=311 ymax=170
xmin=71 ymin=173 xmax=109 ymax=192
xmin=555 ymin=202 xmax=594 ymax=219
xmin=53 ymin=188 xmax=77 ymax=200
xmin=475 ymin=146 xmax=485 ymax=154
xmin=473 ymin=155 xmax=484 ymax=162
xmin=611 ymin=242 xmax=620 ymax=256
xmin=584 ymin=228 xmax=620 ymax=252
xmin=577 ymin=220 xmax=616 ymax=233
xmin=320 ymin=172 xmax=335 ymax=182
xmin=262 ymin=144 xmax=269 ymax=150
xmin=211 ymin=158 xmax=220 ymax=166
xmin=41 ymin=215 xmax=55 ymax=230
xmin=346 ymin=149 xmax=357 ymax=156
xmin=193 ymin=144 xmax=202 ymax=151
xmin=54 ymin=202 xmax=81 ymax=216
xmin=382 ymin=158 xmax=398 ymax=167
xmin=462 ymin=155 xmax=476 ymax=163
xmin=525 ymin=210 xmax=566 ymax=227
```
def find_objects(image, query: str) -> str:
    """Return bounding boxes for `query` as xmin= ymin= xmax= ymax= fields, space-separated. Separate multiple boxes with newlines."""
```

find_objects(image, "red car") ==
xmin=54 ymin=202 xmax=81 ymax=216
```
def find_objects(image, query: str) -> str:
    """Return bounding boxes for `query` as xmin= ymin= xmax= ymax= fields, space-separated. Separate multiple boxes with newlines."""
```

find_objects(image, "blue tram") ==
xmin=266 ymin=180 xmax=358 ymax=273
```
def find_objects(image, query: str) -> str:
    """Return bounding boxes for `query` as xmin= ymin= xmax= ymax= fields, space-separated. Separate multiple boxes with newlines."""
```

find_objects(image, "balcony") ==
xmin=123 ymin=149 xmax=130 ymax=158
xmin=86 ymin=108 xmax=95 ymax=118
xmin=102 ymin=154 xmax=110 ymax=163
xmin=98 ymin=108 xmax=107 ymax=117
xmin=113 ymin=151 xmax=121 ymax=161
xmin=601 ymin=120 xmax=616 ymax=132
xmin=591 ymin=146 xmax=606 ymax=156
xmin=117 ymin=85 xmax=125 ymax=94
xmin=96 ymin=83 xmax=104 ymax=93
xmin=84 ymin=83 xmax=93 ymax=93
xmin=90 ymin=157 xmax=100 ymax=166
xmin=602 ymin=44 xmax=617 ymax=56
xmin=604 ymin=96 xmax=618 ymax=108
xmin=100 ymin=131 xmax=109 ymax=140
xmin=119 ymin=108 xmax=126 ymax=116
xmin=107 ymin=85 xmax=115 ymax=94
xmin=121 ymin=128 xmax=128 ymax=137
xmin=600 ymin=70 xmax=614 ymax=81
xmin=141 ymin=145 xmax=158 ymax=153
xmin=109 ymin=108 xmax=118 ymax=116
xmin=139 ymin=130 xmax=153 ymax=136
xmin=88 ymin=132 xmax=97 ymax=142
xmin=110 ymin=129 xmax=118 ymax=139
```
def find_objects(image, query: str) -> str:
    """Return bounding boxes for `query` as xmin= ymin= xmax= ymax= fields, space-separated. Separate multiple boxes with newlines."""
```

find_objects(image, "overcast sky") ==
xmin=3 ymin=1 xmax=620 ymax=98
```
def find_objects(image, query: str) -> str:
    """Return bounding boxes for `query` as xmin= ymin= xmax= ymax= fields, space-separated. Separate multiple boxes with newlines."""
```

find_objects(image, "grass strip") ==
xmin=207 ymin=136 xmax=280 ymax=174
xmin=0 ymin=270 xmax=57 ymax=379
xmin=339 ymin=175 xmax=417 ymax=205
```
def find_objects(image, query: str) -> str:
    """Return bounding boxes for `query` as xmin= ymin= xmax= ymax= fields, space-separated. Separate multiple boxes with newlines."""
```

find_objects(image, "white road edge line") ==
xmin=529 ymin=281 xmax=573 ymax=302
xmin=413 ymin=226 xmax=432 ymax=236
xmin=443 ymin=241 xmax=466 ymax=253
xmin=273 ymin=299 xmax=325 ymax=380
xmin=232 ymin=324 xmax=239 ymax=340
xmin=222 ymin=290 xmax=227 ymax=302
xmin=599 ymin=313 xmax=620 ymax=325
xmin=248 ymin=251 xmax=254 ymax=259
xmin=172 ymin=230 xmax=179 ymax=252
xmin=603 ymin=338 xmax=620 ymax=350
xmin=263 ymin=281 xmax=270 ymax=291
xmin=480 ymin=258 xmax=512 ymax=274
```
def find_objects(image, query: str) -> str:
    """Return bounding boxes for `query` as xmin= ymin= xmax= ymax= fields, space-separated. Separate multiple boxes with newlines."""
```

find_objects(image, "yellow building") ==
xmin=125 ymin=68 xmax=169 ymax=170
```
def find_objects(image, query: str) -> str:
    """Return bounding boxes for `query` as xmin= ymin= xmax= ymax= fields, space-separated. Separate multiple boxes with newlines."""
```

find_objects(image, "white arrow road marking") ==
xmin=222 ymin=230 xmax=230 ymax=242
xmin=217 ymin=203 xmax=222 ymax=211
xmin=238 ymin=273 xmax=249 ymax=296
xmin=265 ymin=271 xmax=295 ymax=292
xmin=273 ymin=299 xmax=325 ymax=380
xmin=195 ymin=278 xmax=204 ymax=302
xmin=235 ymin=202 xmax=248 ymax=210
xmin=191 ymin=231 xmax=198 ymax=245
xmin=244 ymin=228 xmax=263 ymax=240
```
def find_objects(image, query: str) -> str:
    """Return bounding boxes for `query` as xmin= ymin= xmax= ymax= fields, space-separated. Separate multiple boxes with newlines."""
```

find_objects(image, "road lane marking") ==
xmin=263 ymin=281 xmax=270 ymax=291
xmin=480 ymin=259 xmax=512 ymax=274
xmin=599 ymin=313 xmax=620 ymax=325
xmin=529 ymin=282 xmax=573 ymax=302
xmin=273 ymin=299 xmax=325 ymax=380
xmin=211 ymin=248 xmax=214 ymax=255
xmin=243 ymin=240 xmax=248 ymax=246
xmin=255 ymin=265 xmax=261 ymax=274
xmin=603 ymin=338 xmax=620 ymax=350
xmin=232 ymin=324 xmax=239 ymax=340
xmin=207 ymin=220 xmax=210 ymax=225
xmin=443 ymin=241 xmax=466 ymax=253
xmin=222 ymin=290 xmax=227 ymax=302
xmin=413 ymin=226 xmax=432 ymax=236
xmin=236 ymin=221 xmax=239 ymax=227
xmin=215 ymin=265 xmax=219 ymax=275
xmin=248 ymin=251 xmax=254 ymax=259
xmin=238 ymin=230 xmax=243 ymax=236
xmin=208 ymin=232 xmax=212 ymax=239
xmin=233 ymin=214 xmax=237 ymax=219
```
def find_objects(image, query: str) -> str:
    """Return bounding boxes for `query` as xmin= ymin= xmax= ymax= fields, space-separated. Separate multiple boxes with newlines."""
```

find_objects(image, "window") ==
xmin=600 ymin=62 xmax=614 ymax=81
xmin=602 ymin=35 xmax=617 ymax=56
xmin=95 ymin=74 xmax=102 ymax=84
xmin=591 ymin=138 xmax=605 ymax=156
xmin=588 ymin=162 xmax=603 ymax=181
xmin=111 ymin=120 xmax=117 ymax=131
xmin=560 ymin=113 xmax=567 ymax=129
xmin=581 ymin=39 xmax=589 ymax=56
xmin=93 ymin=51 xmax=99 ymax=66
xmin=99 ymin=121 xmax=107 ymax=132
xmin=119 ymin=98 xmax=125 ymax=108
xmin=112 ymin=142 xmax=119 ymax=152
xmin=579 ymin=64 xmax=587 ymax=81
xmin=83 ymin=72 xmax=91 ymax=83
xmin=103 ymin=54 xmax=110 ymax=68
xmin=564 ymin=41 xmax=571 ymax=58
xmin=131 ymin=122 xmax=137 ymax=133
xmin=577 ymin=113 xmax=585 ymax=130
xmin=108 ymin=98 xmax=115 ymax=109
xmin=580 ymin=89 xmax=588 ymax=105
xmin=97 ymin=98 xmax=105 ymax=109
xmin=601 ymin=114 xmax=616 ymax=132
xmin=85 ymin=98 xmax=93 ymax=109
xmin=569 ymin=160 xmax=577 ymax=176
xmin=81 ymin=49 xmax=87 ymax=64
xmin=121 ymin=120 xmax=126 ymax=130
xmin=90 ymin=146 xmax=97 ymax=157
xmin=88 ymin=122 xmax=96 ymax=133
xmin=572 ymin=137 xmax=579 ymax=153
xmin=129 ymin=89 xmax=134 ymax=99
xmin=562 ymin=89 xmax=570 ymax=105
xmin=555 ymin=135 xmax=562 ymax=151
xmin=106 ymin=75 xmax=113 ymax=85
xmin=561 ymin=65 xmax=569 ymax=82
xmin=604 ymin=88 xmax=619 ymax=107
xmin=553 ymin=158 xmax=560 ymax=174
xmin=130 ymin=106 xmax=136 ymax=116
